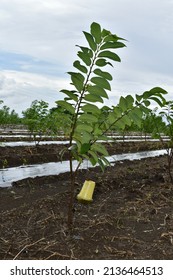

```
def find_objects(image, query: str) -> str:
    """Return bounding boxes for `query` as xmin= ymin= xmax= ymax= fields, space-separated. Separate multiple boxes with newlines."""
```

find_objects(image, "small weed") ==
xmin=2 ymin=159 xmax=8 ymax=169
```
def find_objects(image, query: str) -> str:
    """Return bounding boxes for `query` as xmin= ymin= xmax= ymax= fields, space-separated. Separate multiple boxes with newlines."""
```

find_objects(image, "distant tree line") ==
xmin=0 ymin=100 xmax=21 ymax=125
xmin=0 ymin=99 xmax=168 ymax=138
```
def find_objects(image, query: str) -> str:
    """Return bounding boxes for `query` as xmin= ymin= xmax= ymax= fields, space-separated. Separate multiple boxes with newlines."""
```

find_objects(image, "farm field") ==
xmin=0 ymin=137 xmax=173 ymax=260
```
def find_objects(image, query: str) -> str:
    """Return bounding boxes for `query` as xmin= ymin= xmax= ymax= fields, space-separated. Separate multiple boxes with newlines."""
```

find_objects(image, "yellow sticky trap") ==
xmin=77 ymin=180 xmax=96 ymax=202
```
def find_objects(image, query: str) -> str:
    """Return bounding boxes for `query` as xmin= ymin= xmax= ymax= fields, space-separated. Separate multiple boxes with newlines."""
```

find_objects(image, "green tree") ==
xmin=47 ymin=105 xmax=72 ymax=136
xmin=0 ymin=101 xmax=21 ymax=125
xmin=158 ymin=101 xmax=173 ymax=182
xmin=22 ymin=100 xmax=49 ymax=144
xmin=57 ymin=22 xmax=167 ymax=229
xmin=141 ymin=108 xmax=165 ymax=140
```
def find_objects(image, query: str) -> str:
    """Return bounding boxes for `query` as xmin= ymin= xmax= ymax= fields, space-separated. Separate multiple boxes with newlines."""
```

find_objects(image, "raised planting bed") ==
xmin=0 ymin=141 xmax=173 ymax=260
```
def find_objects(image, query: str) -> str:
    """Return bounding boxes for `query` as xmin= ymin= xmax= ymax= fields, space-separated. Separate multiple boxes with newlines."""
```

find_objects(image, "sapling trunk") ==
xmin=67 ymin=156 xmax=75 ymax=229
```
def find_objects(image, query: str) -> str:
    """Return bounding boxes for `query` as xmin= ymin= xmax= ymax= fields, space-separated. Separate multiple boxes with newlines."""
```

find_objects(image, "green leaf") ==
xmin=107 ymin=112 xmax=117 ymax=124
xmin=142 ymin=88 xmax=167 ymax=100
xmin=142 ymin=100 xmax=150 ymax=107
xmin=60 ymin=89 xmax=78 ymax=102
xmin=83 ymin=31 xmax=97 ymax=51
xmin=119 ymin=96 xmax=128 ymax=111
xmin=100 ymin=41 xmax=126 ymax=50
xmin=88 ymin=150 xmax=98 ymax=165
xmin=93 ymin=69 xmax=113 ymax=80
xmin=87 ymin=85 xmax=108 ymax=99
xmin=76 ymin=123 xmax=93 ymax=133
xmin=113 ymin=106 xmax=123 ymax=118
xmin=101 ymin=156 xmax=110 ymax=166
xmin=79 ymin=113 xmax=98 ymax=123
xmin=148 ymin=87 xmax=167 ymax=95
xmin=97 ymin=158 xmax=106 ymax=172
xmin=73 ymin=131 xmax=93 ymax=144
xmin=68 ymin=72 xmax=85 ymax=92
xmin=77 ymin=51 xmax=91 ymax=66
xmin=114 ymin=118 xmax=126 ymax=130
xmin=80 ymin=143 xmax=91 ymax=154
xmin=149 ymin=97 xmax=165 ymax=107
xmin=98 ymin=50 xmax=121 ymax=62
xmin=129 ymin=108 xmax=143 ymax=127
xmin=73 ymin=132 xmax=82 ymax=143
xmin=84 ymin=93 xmax=104 ymax=103
xmin=125 ymin=95 xmax=134 ymax=109
xmin=77 ymin=46 xmax=93 ymax=57
xmin=91 ymin=22 xmax=102 ymax=43
xmin=56 ymin=100 xmax=75 ymax=114
xmin=95 ymin=59 xmax=113 ymax=67
xmin=91 ymin=77 xmax=111 ymax=90
xmin=101 ymin=28 xmax=111 ymax=38
xmin=82 ymin=104 xmax=101 ymax=115
xmin=93 ymin=125 xmax=102 ymax=136
xmin=91 ymin=143 xmax=109 ymax=156
xmin=103 ymin=34 xmax=124 ymax=42
xmin=121 ymin=115 xmax=132 ymax=126
xmin=73 ymin=60 xmax=88 ymax=73
xmin=136 ymin=94 xmax=143 ymax=102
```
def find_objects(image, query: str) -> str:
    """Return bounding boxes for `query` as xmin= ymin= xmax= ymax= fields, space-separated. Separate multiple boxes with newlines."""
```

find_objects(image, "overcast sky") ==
xmin=0 ymin=0 xmax=172 ymax=114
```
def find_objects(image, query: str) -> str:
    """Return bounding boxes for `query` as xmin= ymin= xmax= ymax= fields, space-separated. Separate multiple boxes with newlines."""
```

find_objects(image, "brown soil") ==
xmin=0 ymin=141 xmax=165 ymax=168
xmin=0 ymin=141 xmax=173 ymax=260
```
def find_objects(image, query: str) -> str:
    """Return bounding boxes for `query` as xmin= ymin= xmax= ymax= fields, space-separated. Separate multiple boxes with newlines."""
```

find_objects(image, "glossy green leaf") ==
xmin=119 ymin=96 xmax=128 ymax=111
xmin=121 ymin=114 xmax=132 ymax=126
xmin=76 ymin=123 xmax=93 ymax=133
xmin=77 ymin=51 xmax=91 ymax=66
xmin=103 ymin=34 xmax=123 ymax=42
xmin=79 ymin=113 xmax=98 ymax=123
xmin=98 ymin=50 xmax=121 ymax=62
xmin=68 ymin=72 xmax=85 ymax=92
xmin=91 ymin=143 xmax=109 ymax=156
xmin=93 ymin=69 xmax=113 ymax=81
xmin=91 ymin=22 xmax=102 ymax=43
xmin=142 ymin=100 xmax=150 ymax=107
xmin=148 ymin=87 xmax=167 ymax=95
xmin=101 ymin=28 xmax=111 ymax=38
xmin=100 ymin=41 xmax=126 ymax=50
xmin=88 ymin=150 xmax=98 ymax=165
xmin=77 ymin=46 xmax=93 ymax=57
xmin=73 ymin=60 xmax=88 ymax=73
xmin=83 ymin=31 xmax=97 ymax=51
xmin=95 ymin=59 xmax=113 ymax=67
xmin=126 ymin=95 xmax=134 ymax=107
xmin=80 ymin=131 xmax=93 ymax=143
xmin=87 ymin=85 xmax=108 ymax=99
xmin=84 ymin=93 xmax=104 ymax=103
xmin=91 ymin=77 xmax=111 ymax=90
xmin=60 ymin=89 xmax=78 ymax=102
xmin=101 ymin=156 xmax=110 ymax=166
xmin=107 ymin=112 xmax=117 ymax=124
xmin=149 ymin=97 xmax=165 ymax=107
xmin=113 ymin=106 xmax=123 ymax=118
xmin=82 ymin=104 xmax=101 ymax=115
xmin=143 ymin=88 xmax=167 ymax=100
xmin=129 ymin=107 xmax=143 ymax=127
xmin=93 ymin=125 xmax=102 ymax=136
xmin=136 ymin=94 xmax=143 ymax=102
xmin=56 ymin=100 xmax=75 ymax=114
xmin=80 ymin=143 xmax=91 ymax=154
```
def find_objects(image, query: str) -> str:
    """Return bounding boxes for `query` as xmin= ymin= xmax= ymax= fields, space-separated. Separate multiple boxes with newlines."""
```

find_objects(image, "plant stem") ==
xmin=67 ymin=44 xmax=101 ymax=230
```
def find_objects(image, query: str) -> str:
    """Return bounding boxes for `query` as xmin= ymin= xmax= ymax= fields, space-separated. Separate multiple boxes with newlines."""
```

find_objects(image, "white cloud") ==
xmin=0 ymin=0 xmax=172 ymax=114
xmin=0 ymin=70 xmax=69 ymax=114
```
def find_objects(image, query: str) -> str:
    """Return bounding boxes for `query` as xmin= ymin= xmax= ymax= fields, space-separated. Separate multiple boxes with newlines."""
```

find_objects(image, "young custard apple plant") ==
xmin=57 ymin=22 xmax=167 ymax=171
